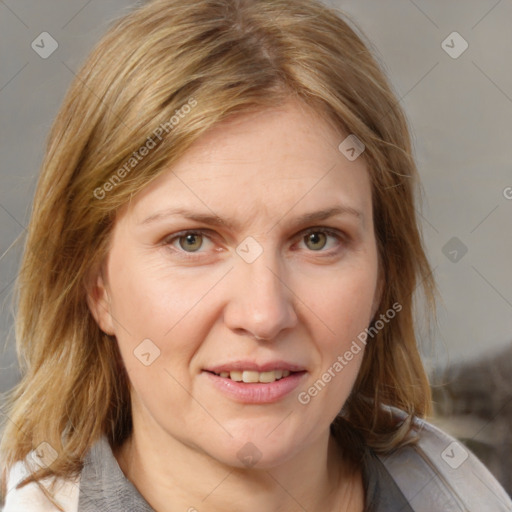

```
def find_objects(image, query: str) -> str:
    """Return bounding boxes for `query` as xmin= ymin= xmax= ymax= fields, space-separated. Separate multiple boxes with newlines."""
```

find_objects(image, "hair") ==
xmin=0 ymin=0 xmax=436 ymax=508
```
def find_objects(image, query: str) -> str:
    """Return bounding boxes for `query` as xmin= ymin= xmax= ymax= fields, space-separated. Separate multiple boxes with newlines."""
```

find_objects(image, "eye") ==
xmin=165 ymin=230 xmax=215 ymax=254
xmin=178 ymin=232 xmax=203 ymax=252
xmin=304 ymin=231 xmax=328 ymax=251
xmin=299 ymin=228 xmax=344 ymax=252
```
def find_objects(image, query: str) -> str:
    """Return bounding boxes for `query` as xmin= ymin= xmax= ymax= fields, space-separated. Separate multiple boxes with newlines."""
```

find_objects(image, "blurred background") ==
xmin=1 ymin=0 xmax=511 ymax=499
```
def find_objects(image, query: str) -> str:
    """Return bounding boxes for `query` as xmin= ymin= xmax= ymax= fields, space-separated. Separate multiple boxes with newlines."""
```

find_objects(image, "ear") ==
xmin=85 ymin=264 xmax=115 ymax=336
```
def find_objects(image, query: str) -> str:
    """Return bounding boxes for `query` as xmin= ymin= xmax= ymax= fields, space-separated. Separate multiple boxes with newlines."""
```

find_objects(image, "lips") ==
xmin=203 ymin=367 xmax=307 ymax=403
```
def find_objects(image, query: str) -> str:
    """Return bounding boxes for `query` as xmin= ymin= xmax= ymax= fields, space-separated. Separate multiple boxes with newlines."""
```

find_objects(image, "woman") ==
xmin=1 ymin=0 xmax=510 ymax=510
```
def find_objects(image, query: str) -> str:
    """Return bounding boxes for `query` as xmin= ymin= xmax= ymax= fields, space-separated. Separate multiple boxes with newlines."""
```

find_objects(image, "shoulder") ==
xmin=376 ymin=407 xmax=512 ymax=511
xmin=2 ymin=451 xmax=80 ymax=512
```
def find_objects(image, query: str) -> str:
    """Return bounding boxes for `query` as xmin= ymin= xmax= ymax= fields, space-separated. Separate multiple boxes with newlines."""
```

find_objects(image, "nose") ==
xmin=223 ymin=250 xmax=298 ymax=341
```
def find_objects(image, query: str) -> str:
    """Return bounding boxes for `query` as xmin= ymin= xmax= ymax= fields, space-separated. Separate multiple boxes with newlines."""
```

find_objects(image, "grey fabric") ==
xmin=78 ymin=436 xmax=154 ymax=512
xmin=77 ymin=434 xmax=412 ymax=511
xmin=362 ymin=449 xmax=414 ymax=512
xmin=377 ymin=417 xmax=512 ymax=512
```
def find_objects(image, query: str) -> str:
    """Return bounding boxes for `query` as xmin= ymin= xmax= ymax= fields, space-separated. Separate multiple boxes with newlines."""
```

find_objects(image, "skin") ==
xmin=88 ymin=99 xmax=382 ymax=512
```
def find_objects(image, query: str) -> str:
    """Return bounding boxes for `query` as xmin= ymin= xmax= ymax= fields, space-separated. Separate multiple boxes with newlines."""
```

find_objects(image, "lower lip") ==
xmin=202 ymin=371 xmax=307 ymax=404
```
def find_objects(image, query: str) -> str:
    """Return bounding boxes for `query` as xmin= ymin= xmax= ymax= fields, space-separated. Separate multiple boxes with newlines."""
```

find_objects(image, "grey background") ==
xmin=0 ymin=0 xmax=511 ymax=492
xmin=330 ymin=0 xmax=512 ymax=373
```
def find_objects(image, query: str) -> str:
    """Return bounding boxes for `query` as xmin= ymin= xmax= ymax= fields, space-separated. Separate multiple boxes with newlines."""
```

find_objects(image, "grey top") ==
xmin=7 ymin=409 xmax=510 ymax=510
xmin=76 ymin=412 xmax=512 ymax=512
xmin=77 ymin=434 xmax=412 ymax=512
xmin=78 ymin=436 xmax=154 ymax=511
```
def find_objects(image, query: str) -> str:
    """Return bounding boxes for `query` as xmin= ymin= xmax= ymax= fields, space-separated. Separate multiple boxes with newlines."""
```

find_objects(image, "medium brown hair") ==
xmin=0 ymin=0 xmax=436 ymax=508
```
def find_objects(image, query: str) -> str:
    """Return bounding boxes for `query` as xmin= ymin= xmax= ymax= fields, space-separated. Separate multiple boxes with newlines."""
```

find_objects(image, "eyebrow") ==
xmin=140 ymin=205 xmax=363 ymax=230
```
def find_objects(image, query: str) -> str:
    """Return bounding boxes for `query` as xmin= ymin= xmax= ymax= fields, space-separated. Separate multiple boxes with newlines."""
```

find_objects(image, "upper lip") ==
xmin=204 ymin=360 xmax=306 ymax=373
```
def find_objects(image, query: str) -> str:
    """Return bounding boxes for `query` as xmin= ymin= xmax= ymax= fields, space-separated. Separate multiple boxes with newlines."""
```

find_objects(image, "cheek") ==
xmin=311 ymin=260 xmax=379 ymax=341
xmin=107 ymin=244 xmax=211 ymax=339
xmin=301 ymin=255 xmax=378 ymax=403
xmin=106 ymin=246 xmax=229 ymax=389
xmin=298 ymin=271 xmax=376 ymax=418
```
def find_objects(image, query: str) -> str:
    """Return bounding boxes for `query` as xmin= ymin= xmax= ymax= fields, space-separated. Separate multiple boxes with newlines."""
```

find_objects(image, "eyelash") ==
xmin=162 ymin=227 xmax=347 ymax=260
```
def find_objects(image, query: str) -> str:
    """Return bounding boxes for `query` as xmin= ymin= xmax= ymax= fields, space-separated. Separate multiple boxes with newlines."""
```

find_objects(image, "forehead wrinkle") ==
xmin=140 ymin=204 xmax=364 ymax=234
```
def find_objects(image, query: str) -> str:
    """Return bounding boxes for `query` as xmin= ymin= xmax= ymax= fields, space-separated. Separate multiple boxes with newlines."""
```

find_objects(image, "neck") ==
xmin=114 ymin=420 xmax=363 ymax=512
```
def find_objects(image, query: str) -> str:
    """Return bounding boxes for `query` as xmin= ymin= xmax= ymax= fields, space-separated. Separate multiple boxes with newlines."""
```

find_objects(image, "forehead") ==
xmin=178 ymin=101 xmax=356 ymax=178
xmin=126 ymin=100 xmax=372 ymax=226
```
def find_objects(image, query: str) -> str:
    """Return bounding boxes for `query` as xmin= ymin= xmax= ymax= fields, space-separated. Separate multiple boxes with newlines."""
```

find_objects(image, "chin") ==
xmin=202 ymin=429 xmax=304 ymax=470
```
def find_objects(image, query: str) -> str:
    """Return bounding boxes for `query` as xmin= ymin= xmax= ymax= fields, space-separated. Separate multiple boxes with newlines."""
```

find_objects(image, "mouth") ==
xmin=204 ymin=369 xmax=303 ymax=383
xmin=202 ymin=368 xmax=307 ymax=403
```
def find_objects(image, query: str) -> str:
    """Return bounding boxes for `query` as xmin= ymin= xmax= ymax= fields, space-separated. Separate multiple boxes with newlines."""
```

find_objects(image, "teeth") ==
xmin=219 ymin=370 xmax=296 ymax=383
xmin=242 ymin=371 xmax=260 ymax=383
xmin=258 ymin=371 xmax=277 ymax=383
xmin=215 ymin=369 xmax=295 ymax=383
xmin=230 ymin=370 xmax=243 ymax=382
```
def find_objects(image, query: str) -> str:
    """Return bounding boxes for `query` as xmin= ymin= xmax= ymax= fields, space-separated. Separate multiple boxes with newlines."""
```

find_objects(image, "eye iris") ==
xmin=179 ymin=233 xmax=203 ymax=252
xmin=305 ymin=232 xmax=327 ymax=250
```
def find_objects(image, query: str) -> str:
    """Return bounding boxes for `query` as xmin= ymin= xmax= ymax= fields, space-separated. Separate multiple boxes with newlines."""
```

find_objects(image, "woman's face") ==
xmin=90 ymin=100 xmax=381 ymax=468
